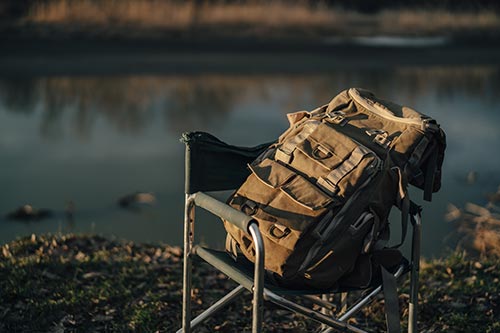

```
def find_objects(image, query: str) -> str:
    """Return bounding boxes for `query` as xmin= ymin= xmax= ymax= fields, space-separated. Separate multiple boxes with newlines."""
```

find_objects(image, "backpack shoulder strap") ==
xmin=381 ymin=266 xmax=401 ymax=333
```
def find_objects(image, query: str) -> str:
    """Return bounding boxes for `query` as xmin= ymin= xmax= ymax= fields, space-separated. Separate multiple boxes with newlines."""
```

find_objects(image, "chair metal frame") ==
xmin=178 ymin=137 xmax=422 ymax=333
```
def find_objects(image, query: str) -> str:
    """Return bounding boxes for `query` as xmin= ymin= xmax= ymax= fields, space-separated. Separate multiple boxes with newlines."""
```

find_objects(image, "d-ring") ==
xmin=270 ymin=224 xmax=291 ymax=239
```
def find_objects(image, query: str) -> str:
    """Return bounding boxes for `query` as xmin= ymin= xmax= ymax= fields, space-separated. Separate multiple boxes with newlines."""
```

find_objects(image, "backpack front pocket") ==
xmin=299 ymin=211 xmax=375 ymax=289
xmin=285 ymin=122 xmax=381 ymax=202
xmin=247 ymin=158 xmax=333 ymax=229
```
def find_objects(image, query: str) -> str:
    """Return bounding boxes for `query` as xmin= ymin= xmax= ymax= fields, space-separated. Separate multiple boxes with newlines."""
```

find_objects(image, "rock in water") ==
xmin=6 ymin=204 xmax=53 ymax=221
xmin=118 ymin=192 xmax=156 ymax=208
xmin=466 ymin=170 xmax=478 ymax=185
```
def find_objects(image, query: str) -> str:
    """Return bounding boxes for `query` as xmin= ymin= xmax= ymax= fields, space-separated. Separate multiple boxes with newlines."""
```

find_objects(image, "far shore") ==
xmin=1 ymin=35 xmax=500 ymax=77
xmin=2 ymin=1 xmax=500 ymax=77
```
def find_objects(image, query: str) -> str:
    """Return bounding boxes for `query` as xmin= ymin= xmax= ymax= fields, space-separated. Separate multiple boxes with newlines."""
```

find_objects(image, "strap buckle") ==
xmin=275 ymin=148 xmax=292 ymax=164
xmin=422 ymin=118 xmax=439 ymax=132
xmin=316 ymin=177 xmax=339 ymax=197
xmin=326 ymin=111 xmax=348 ymax=126
xmin=366 ymin=129 xmax=390 ymax=149
xmin=269 ymin=224 xmax=291 ymax=239
xmin=241 ymin=200 xmax=257 ymax=215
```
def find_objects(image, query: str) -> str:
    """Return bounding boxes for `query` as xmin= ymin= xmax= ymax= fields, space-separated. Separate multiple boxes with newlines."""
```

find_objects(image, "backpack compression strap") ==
xmin=226 ymin=233 xmax=239 ymax=261
xmin=392 ymin=167 xmax=410 ymax=249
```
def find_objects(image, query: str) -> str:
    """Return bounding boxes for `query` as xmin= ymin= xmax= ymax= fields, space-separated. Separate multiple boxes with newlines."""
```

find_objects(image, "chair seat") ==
xmin=194 ymin=246 xmax=410 ymax=296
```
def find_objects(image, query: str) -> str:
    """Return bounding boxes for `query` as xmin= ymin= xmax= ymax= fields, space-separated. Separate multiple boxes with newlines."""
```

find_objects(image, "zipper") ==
xmin=313 ymin=210 xmax=334 ymax=237
xmin=304 ymin=249 xmax=334 ymax=279
xmin=349 ymin=88 xmax=426 ymax=127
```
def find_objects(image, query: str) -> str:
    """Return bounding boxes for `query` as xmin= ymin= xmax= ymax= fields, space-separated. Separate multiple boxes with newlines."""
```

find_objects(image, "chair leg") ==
xmin=265 ymin=290 xmax=367 ymax=333
xmin=249 ymin=223 xmax=265 ymax=333
xmin=409 ymin=213 xmax=422 ymax=333
xmin=320 ymin=265 xmax=406 ymax=333
xmin=176 ymin=286 xmax=246 ymax=333
xmin=182 ymin=195 xmax=195 ymax=333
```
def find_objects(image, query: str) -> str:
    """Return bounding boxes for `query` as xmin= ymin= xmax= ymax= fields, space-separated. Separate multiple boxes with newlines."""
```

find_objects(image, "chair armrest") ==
xmin=193 ymin=192 xmax=257 ymax=233
xmin=191 ymin=192 xmax=265 ymax=331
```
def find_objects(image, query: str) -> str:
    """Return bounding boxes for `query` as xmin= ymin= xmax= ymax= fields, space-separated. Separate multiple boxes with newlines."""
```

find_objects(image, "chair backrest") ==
xmin=181 ymin=131 xmax=272 ymax=194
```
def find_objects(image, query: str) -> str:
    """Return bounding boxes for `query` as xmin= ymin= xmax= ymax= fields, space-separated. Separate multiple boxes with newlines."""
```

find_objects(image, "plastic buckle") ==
xmin=241 ymin=200 xmax=257 ymax=215
xmin=327 ymin=111 xmax=348 ymax=126
xmin=366 ymin=129 xmax=390 ymax=149
xmin=374 ymin=133 xmax=390 ymax=149
xmin=269 ymin=224 xmax=291 ymax=239
xmin=422 ymin=118 xmax=439 ymax=132
xmin=316 ymin=177 xmax=339 ymax=197
xmin=275 ymin=148 xmax=292 ymax=164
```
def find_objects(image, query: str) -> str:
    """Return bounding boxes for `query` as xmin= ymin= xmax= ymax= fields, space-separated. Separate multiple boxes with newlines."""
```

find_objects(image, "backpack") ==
xmin=224 ymin=88 xmax=446 ymax=290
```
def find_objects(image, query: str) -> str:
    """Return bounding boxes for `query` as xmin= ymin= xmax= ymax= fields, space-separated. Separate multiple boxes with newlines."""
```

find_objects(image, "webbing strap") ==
xmin=325 ymin=145 xmax=370 ymax=185
xmin=408 ymin=136 xmax=429 ymax=167
xmin=225 ymin=233 xmax=238 ymax=261
xmin=395 ymin=196 xmax=410 ymax=249
xmin=381 ymin=266 xmax=401 ymax=333
xmin=392 ymin=167 xmax=409 ymax=248
xmin=276 ymin=121 xmax=320 ymax=163
xmin=405 ymin=136 xmax=429 ymax=186
xmin=423 ymin=147 xmax=439 ymax=202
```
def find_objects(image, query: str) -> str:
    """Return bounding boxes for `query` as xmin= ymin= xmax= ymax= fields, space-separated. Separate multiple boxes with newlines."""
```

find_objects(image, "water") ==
xmin=1 ymin=65 xmax=499 ymax=257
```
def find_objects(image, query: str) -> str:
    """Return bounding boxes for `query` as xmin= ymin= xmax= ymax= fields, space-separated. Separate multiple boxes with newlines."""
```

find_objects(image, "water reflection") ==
xmin=1 ymin=67 xmax=498 ymax=138
xmin=0 ymin=66 xmax=499 ymax=257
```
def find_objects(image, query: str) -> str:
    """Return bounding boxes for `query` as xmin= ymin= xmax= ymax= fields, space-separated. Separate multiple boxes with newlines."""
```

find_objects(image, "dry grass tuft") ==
xmin=26 ymin=0 xmax=337 ymax=29
xmin=382 ymin=10 xmax=500 ymax=34
xmin=447 ymin=188 xmax=500 ymax=258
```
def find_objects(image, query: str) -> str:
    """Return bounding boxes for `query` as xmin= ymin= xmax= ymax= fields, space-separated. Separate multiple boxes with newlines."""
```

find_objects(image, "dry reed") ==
xmin=381 ymin=9 xmax=500 ymax=34
xmin=26 ymin=0 xmax=337 ymax=29
xmin=25 ymin=0 xmax=500 ymax=34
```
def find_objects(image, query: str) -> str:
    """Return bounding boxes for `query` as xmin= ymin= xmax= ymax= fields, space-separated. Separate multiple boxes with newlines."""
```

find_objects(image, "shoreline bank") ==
xmin=1 ymin=234 xmax=498 ymax=332
xmin=1 ymin=37 xmax=500 ymax=77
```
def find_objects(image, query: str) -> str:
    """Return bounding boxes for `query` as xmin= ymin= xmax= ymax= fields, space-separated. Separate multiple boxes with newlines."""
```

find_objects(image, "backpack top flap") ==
xmin=324 ymin=88 xmax=446 ymax=201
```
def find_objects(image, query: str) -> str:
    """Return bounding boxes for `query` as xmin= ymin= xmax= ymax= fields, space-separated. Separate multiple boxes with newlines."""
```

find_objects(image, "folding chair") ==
xmin=178 ymin=131 xmax=422 ymax=333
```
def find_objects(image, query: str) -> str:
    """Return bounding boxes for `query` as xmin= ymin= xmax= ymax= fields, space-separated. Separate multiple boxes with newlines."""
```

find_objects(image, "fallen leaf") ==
xmin=41 ymin=270 xmax=59 ymax=280
xmin=92 ymin=314 xmax=113 ymax=322
xmin=82 ymin=272 xmax=103 ymax=279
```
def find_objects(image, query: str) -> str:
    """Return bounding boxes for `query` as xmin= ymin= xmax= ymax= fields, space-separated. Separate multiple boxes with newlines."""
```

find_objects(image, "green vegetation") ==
xmin=1 ymin=234 xmax=498 ymax=332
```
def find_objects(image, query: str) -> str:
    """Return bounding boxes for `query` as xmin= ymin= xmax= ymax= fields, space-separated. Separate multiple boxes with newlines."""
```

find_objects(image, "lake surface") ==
xmin=1 ymin=62 xmax=499 ymax=257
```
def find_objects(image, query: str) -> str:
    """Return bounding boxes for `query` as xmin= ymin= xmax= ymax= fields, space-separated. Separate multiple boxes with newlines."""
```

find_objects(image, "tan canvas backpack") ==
xmin=224 ymin=88 xmax=446 ymax=290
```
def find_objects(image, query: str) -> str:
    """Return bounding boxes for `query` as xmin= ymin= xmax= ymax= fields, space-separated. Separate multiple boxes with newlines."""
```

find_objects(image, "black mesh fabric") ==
xmin=181 ymin=132 xmax=272 ymax=194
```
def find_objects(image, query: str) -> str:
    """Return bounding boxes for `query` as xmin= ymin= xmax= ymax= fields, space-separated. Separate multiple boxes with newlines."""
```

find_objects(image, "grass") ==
xmin=14 ymin=0 xmax=500 ymax=39
xmin=1 ymin=233 xmax=499 ymax=332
